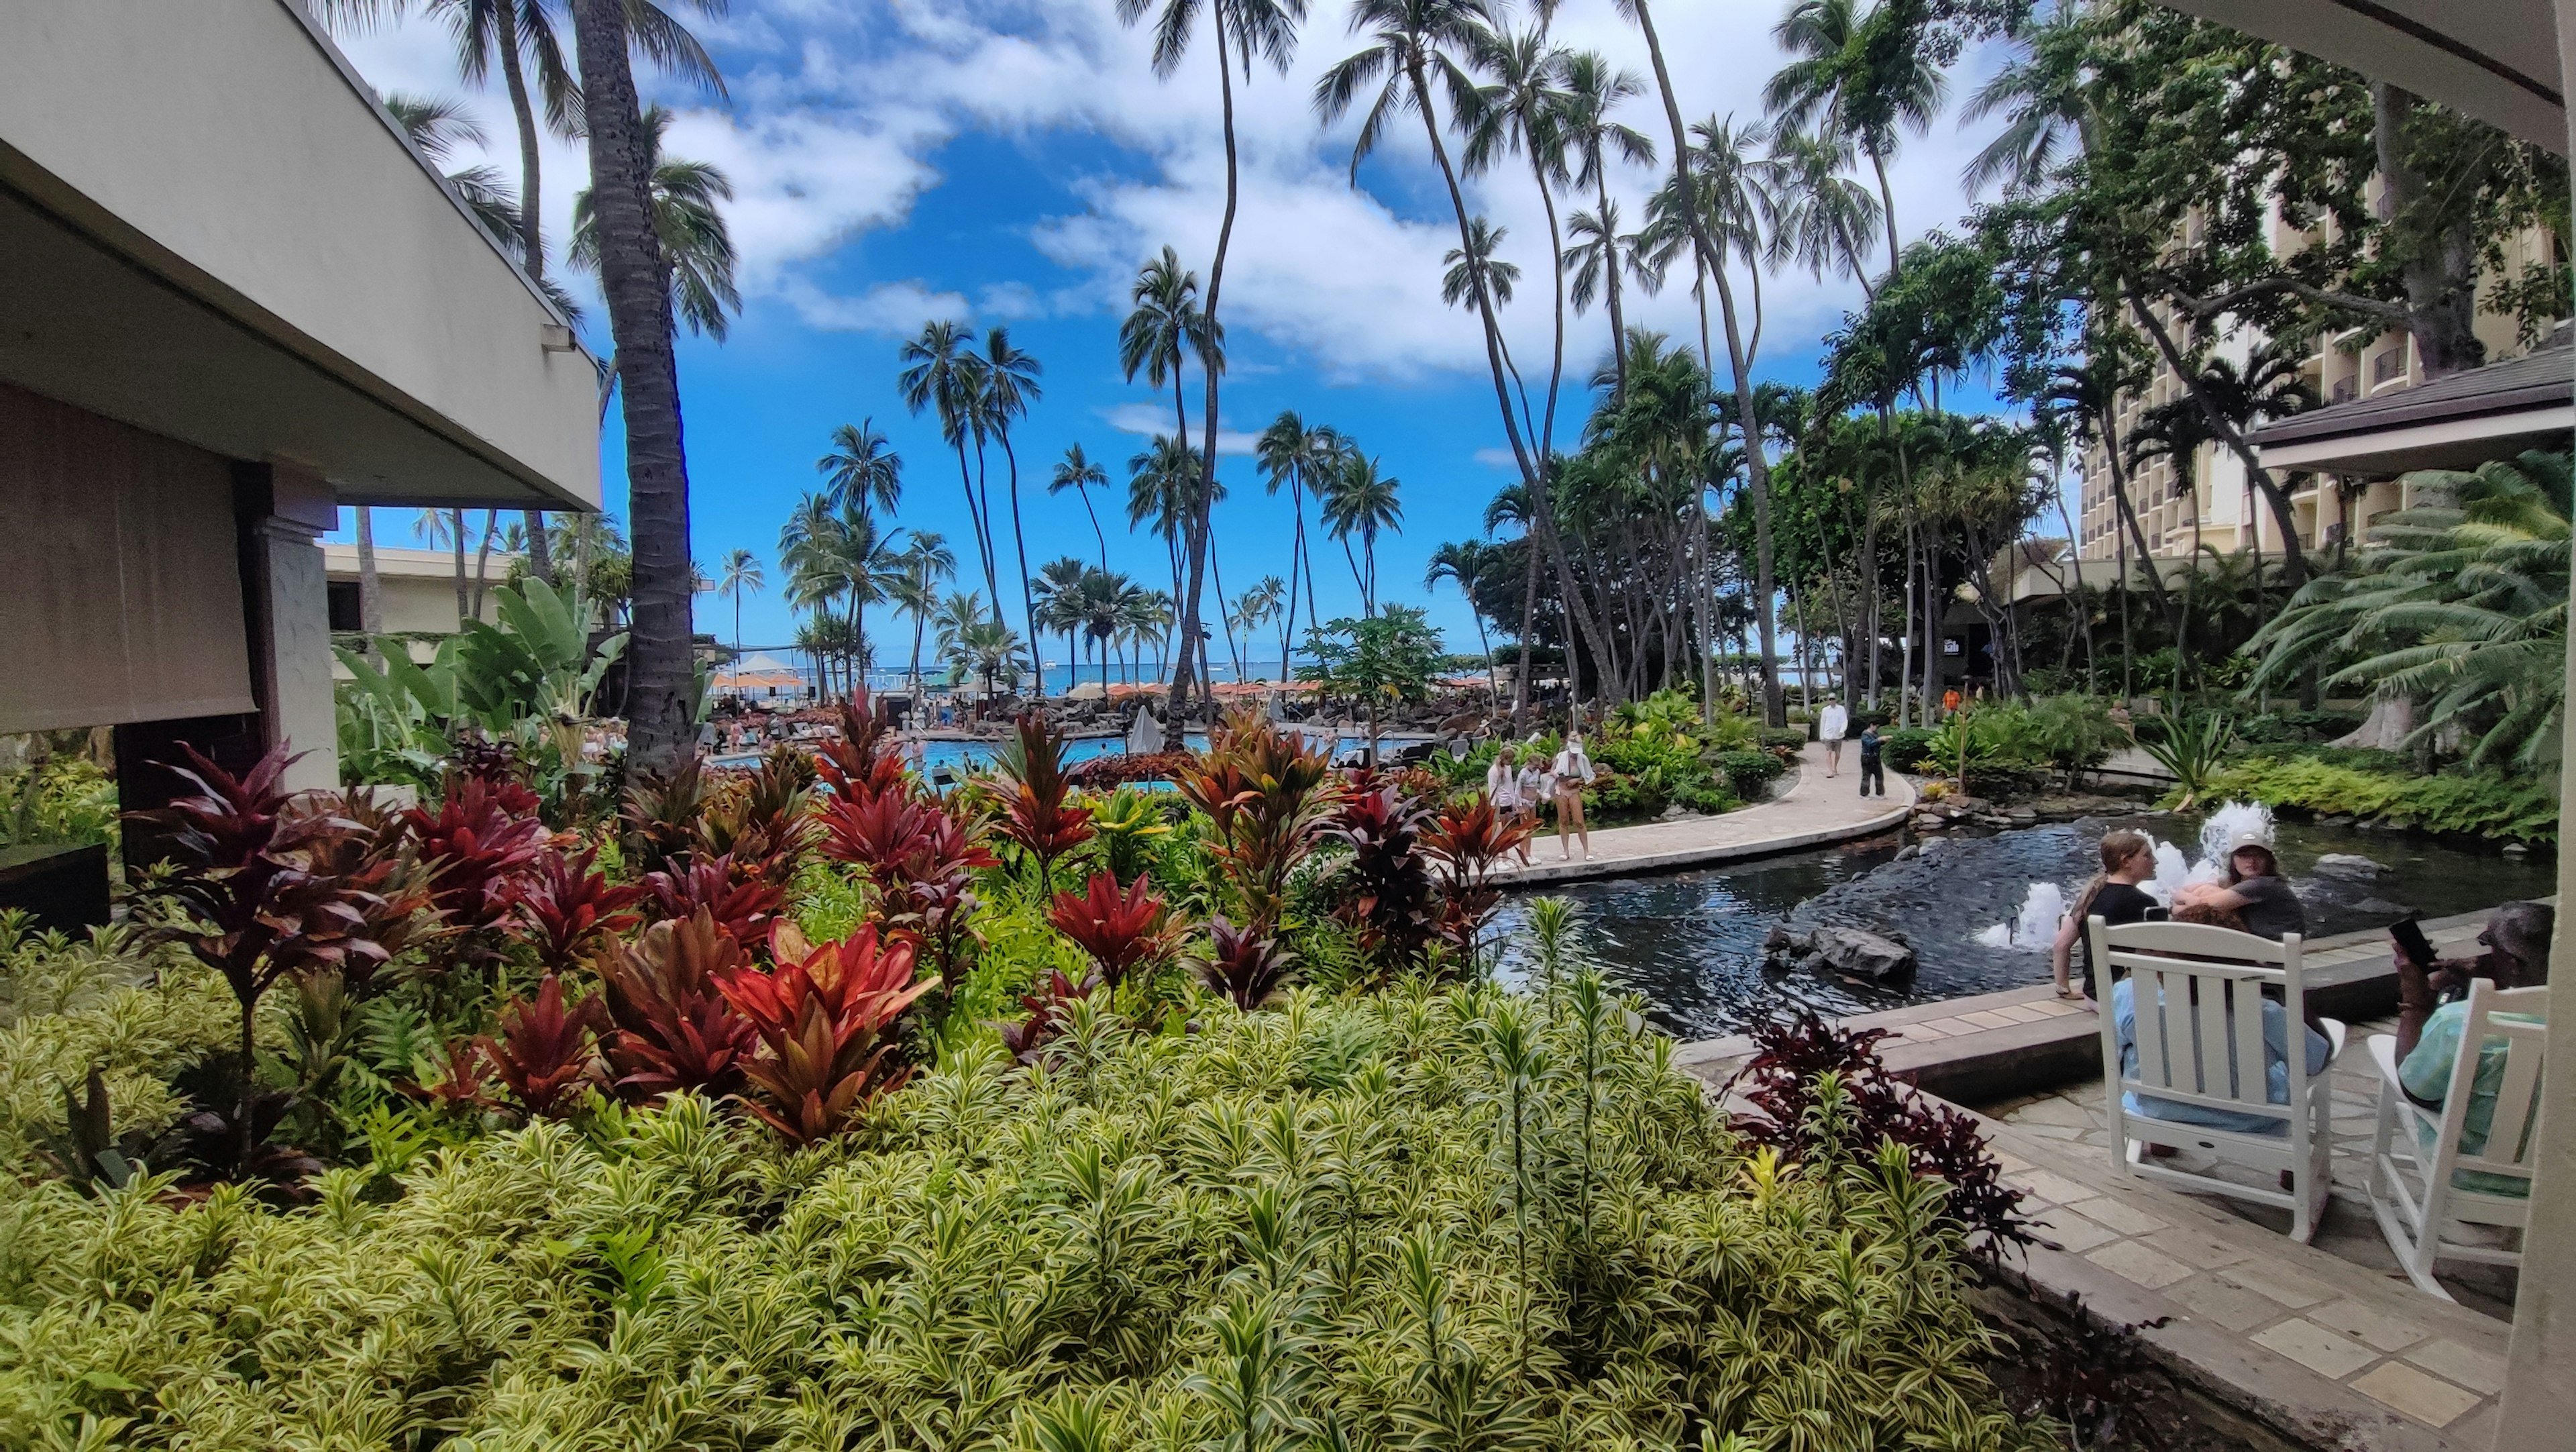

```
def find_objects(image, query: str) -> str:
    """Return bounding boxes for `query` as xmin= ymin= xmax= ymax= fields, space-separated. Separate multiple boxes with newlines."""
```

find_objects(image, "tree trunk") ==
xmin=2125 ymin=290 xmax=2306 ymax=590
xmin=1177 ymin=6 xmax=1242 ymax=721
xmin=450 ymin=508 xmax=469 ymax=625
xmin=568 ymin=0 xmax=694 ymax=771
xmin=355 ymin=506 xmax=384 ymax=638
xmin=2371 ymin=83 xmax=2485 ymax=378
xmin=1000 ymin=433 xmax=1039 ymax=696
xmin=493 ymin=5 xmax=554 ymax=586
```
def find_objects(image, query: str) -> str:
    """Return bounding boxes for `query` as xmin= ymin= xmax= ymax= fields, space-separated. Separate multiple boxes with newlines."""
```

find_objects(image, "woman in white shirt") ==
xmin=1551 ymin=734 xmax=1595 ymax=862
xmin=1817 ymin=695 xmax=1848 ymax=778
xmin=1484 ymin=751 xmax=1532 ymax=865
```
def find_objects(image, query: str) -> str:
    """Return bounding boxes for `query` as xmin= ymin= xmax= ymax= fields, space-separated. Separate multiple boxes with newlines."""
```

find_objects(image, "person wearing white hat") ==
xmin=2173 ymin=827 xmax=2305 ymax=940
xmin=1817 ymin=694 xmax=1848 ymax=778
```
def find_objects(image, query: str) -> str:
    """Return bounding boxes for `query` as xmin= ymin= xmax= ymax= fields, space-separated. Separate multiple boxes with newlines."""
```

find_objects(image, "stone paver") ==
xmin=2406 ymin=1337 xmax=2508 ymax=1396
xmin=2308 ymin=1298 xmax=2432 ymax=1354
xmin=2249 ymin=1316 xmax=2378 ymax=1379
xmin=2350 ymin=1362 xmax=2483 ymax=1427
xmin=1496 ymin=743 xmax=1910 ymax=886
xmin=2087 ymin=1240 xmax=2196 ymax=1290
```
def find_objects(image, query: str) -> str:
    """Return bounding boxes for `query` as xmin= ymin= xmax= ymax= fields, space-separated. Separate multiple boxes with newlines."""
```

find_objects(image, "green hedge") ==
xmin=2200 ymin=756 xmax=2560 ymax=844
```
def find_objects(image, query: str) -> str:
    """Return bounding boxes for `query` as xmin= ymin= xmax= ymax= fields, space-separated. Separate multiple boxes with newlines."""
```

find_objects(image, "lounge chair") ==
xmin=2365 ymin=979 xmax=2547 ymax=1299
xmin=2088 ymin=917 xmax=2346 ymax=1242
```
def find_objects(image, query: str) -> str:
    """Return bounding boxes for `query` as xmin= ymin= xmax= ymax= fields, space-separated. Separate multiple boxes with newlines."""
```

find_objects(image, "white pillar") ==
xmin=2489 ymin=9 xmax=2576 ymax=1445
xmin=241 ymin=462 xmax=340 ymax=795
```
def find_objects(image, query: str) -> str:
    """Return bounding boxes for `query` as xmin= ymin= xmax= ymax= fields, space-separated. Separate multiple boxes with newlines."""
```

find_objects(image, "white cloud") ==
xmin=780 ymin=277 xmax=971 ymax=335
xmin=1099 ymin=402 xmax=1258 ymax=457
xmin=1473 ymin=448 xmax=1518 ymax=470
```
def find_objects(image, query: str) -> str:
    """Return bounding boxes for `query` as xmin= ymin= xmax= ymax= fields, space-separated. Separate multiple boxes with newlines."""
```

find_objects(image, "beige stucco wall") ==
xmin=0 ymin=0 xmax=599 ymax=510
xmin=323 ymin=543 xmax=517 ymax=637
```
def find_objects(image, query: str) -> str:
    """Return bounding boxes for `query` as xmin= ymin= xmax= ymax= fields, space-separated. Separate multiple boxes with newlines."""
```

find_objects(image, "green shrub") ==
xmin=1881 ymin=727 xmax=1941 ymax=774
xmin=0 ymin=978 xmax=2048 ymax=1451
xmin=1712 ymin=749 xmax=1785 ymax=800
xmin=0 ymin=918 xmax=237 ymax=1166
xmin=1758 ymin=726 xmax=1810 ymax=755
xmin=0 ymin=760 xmax=118 ymax=850
xmin=2198 ymin=757 xmax=2560 ymax=843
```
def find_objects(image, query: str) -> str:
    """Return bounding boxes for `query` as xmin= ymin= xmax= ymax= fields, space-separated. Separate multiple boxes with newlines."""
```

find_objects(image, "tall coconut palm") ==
xmin=561 ymin=0 xmax=724 ymax=768
xmin=898 ymin=319 xmax=1002 ymax=605
xmin=887 ymin=531 xmax=958 ymax=694
xmin=1765 ymin=126 xmax=1883 ymax=299
xmin=1318 ymin=0 xmax=1621 ymax=703
xmin=1049 ymin=444 xmax=1112 ymax=574
xmin=1320 ymin=448 xmax=1402 ymax=616
xmin=1254 ymin=411 xmax=1333 ymax=682
xmin=1116 ymin=0 xmax=1307 ymax=719
xmin=1030 ymin=557 xmax=1093 ymax=692
xmin=1440 ymin=218 xmax=1533 ymax=427
xmin=1463 ymin=26 xmax=1574 ymax=458
xmin=716 ymin=547 xmax=763 ymax=656
xmin=1426 ymin=539 xmax=1499 ymax=694
xmin=1762 ymin=0 xmax=1944 ymax=282
xmin=816 ymin=419 xmax=903 ymax=531
xmin=571 ymin=105 xmax=740 ymax=341
xmin=977 ymin=327 xmax=1046 ymax=691
xmin=1128 ymin=435 xmax=1218 ymax=628
xmin=1118 ymin=249 xmax=1220 ymax=692
xmin=1229 ymin=576 xmax=1286 ymax=682
xmin=1556 ymin=50 xmax=1656 ymax=403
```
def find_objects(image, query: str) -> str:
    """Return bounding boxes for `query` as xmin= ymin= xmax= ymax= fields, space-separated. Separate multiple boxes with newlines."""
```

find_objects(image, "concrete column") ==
xmin=238 ymin=462 xmax=340 ymax=794
xmin=2489 ymin=10 xmax=2576 ymax=1446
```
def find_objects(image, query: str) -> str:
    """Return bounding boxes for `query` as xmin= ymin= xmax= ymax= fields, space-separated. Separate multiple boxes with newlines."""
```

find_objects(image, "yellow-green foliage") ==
xmin=0 ymin=923 xmax=236 ymax=1163
xmin=2198 ymin=755 xmax=2560 ymax=844
xmin=0 ymin=982 xmax=2047 ymax=1451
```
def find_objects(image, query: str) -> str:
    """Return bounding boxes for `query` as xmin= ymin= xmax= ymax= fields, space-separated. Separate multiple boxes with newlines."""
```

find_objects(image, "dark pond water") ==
xmin=1489 ymin=811 xmax=2559 ymax=1040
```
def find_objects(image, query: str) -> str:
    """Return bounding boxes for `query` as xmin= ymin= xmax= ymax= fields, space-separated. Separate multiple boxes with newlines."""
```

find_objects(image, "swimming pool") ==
xmin=710 ymin=731 xmax=1436 ymax=777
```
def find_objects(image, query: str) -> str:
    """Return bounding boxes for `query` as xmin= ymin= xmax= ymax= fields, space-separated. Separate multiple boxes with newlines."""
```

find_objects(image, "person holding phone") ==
xmin=1551 ymin=733 xmax=1595 ymax=862
xmin=2389 ymin=903 xmax=2552 ymax=1188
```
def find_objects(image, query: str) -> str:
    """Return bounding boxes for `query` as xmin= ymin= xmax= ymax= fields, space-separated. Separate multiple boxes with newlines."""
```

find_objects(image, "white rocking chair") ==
xmin=2089 ymin=917 xmax=2345 ymax=1242
xmin=2366 ymin=979 xmax=2548 ymax=1300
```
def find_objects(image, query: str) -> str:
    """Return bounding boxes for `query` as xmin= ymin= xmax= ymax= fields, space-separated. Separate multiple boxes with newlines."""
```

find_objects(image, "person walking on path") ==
xmin=1817 ymin=695 xmax=1848 ymax=778
xmin=1551 ymin=733 xmax=1595 ymax=862
xmin=1856 ymin=723 xmax=1885 ymax=798
xmin=1485 ymin=749 xmax=1532 ymax=866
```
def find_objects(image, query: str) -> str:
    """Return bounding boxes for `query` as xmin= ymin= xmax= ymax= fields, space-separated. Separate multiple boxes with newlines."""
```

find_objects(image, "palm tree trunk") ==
xmin=492 ymin=3 xmax=554 ymax=587
xmin=568 ymin=0 xmax=694 ymax=770
xmin=2123 ymin=289 xmax=2305 ymax=590
xmin=1526 ymin=148 xmax=1568 ymax=470
xmin=1595 ymin=173 xmax=1629 ymax=402
xmin=1868 ymin=145 xmax=1902 ymax=282
xmin=450 ymin=508 xmax=469 ymax=625
xmin=1177 ymin=5 xmax=1242 ymax=723
xmin=470 ymin=508 xmax=499 ymax=621
xmin=1512 ymin=515 xmax=1540 ymax=712
xmin=356 ymin=506 xmax=384 ymax=639
xmin=999 ymin=433 xmax=1040 ymax=696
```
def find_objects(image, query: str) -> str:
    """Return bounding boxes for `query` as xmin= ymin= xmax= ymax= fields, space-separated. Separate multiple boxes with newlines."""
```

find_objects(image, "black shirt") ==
xmin=2076 ymin=881 xmax=2161 ymax=993
xmin=1858 ymin=731 xmax=1882 ymax=761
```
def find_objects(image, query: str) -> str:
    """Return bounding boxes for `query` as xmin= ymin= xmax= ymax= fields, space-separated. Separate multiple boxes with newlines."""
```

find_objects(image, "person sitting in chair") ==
xmin=2390 ymin=902 xmax=2553 ymax=1190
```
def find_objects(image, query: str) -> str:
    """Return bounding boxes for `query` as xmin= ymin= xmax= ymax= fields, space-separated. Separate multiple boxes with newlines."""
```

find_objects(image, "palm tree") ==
xmin=1115 ymin=0 xmax=1305 ymax=719
xmin=1556 ymin=51 xmax=1656 ymax=402
xmin=571 ymin=105 xmax=741 ymax=341
xmin=1441 ymin=218 xmax=1531 ymax=417
xmin=560 ymin=0 xmax=724 ymax=768
xmin=977 ymin=327 xmax=1046 ymax=691
xmin=1229 ymin=576 xmax=1286 ymax=682
xmin=352 ymin=501 xmax=385 ymax=639
xmin=1463 ymin=25 xmax=1573 ymax=457
xmin=1031 ymin=557 xmax=1092 ymax=693
xmin=716 ymin=548 xmax=763 ymax=656
xmin=1765 ymin=126 xmax=1882 ymax=299
xmin=1320 ymin=448 xmax=1402 ymax=616
xmin=887 ymin=531 xmax=958 ymax=694
xmin=1426 ymin=540 xmax=1499 ymax=694
xmin=816 ymin=420 xmax=903 ymax=530
xmin=898 ymin=319 xmax=1002 ymax=604
xmin=1049 ymin=444 xmax=1112 ymax=574
xmin=1762 ymin=0 xmax=1944 ymax=282
xmin=1254 ymin=411 xmax=1334 ymax=682
xmin=1118 ymin=248 xmax=1224 ymax=702
xmin=415 ymin=508 xmax=471 ymax=625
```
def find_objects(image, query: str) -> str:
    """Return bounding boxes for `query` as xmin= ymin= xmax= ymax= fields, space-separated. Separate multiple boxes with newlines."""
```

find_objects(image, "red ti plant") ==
xmin=714 ymin=923 xmax=936 ymax=1143
xmin=640 ymin=852 xmax=786 ymax=951
xmin=474 ymin=972 xmax=609 ymax=1117
xmin=598 ymin=911 xmax=761 ymax=1100
xmin=1328 ymin=778 xmax=1438 ymax=980
xmin=1421 ymin=794 xmax=1537 ymax=972
xmin=402 ymin=772 xmax=553 ymax=947
xmin=819 ymin=790 xmax=999 ymax=996
xmin=993 ymin=967 xmax=1102 ymax=1066
xmin=299 ymin=786 xmax=445 ymax=997
xmin=621 ymin=757 xmax=714 ymax=876
xmin=136 ymin=745 xmax=386 ymax=1177
xmin=1049 ymin=871 xmax=1179 ymax=991
xmin=694 ymin=745 xmax=821 ymax=888
xmin=992 ymin=713 xmax=1093 ymax=891
xmin=1189 ymin=917 xmax=1297 ymax=1010
xmin=1176 ymin=711 xmax=1339 ymax=937
xmin=812 ymin=694 xmax=909 ymax=803
xmin=508 ymin=845 xmax=648 ymax=972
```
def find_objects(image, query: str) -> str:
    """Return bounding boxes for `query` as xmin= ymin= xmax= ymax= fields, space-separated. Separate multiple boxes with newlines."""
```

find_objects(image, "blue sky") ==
xmin=331 ymin=0 xmax=2014 ymax=664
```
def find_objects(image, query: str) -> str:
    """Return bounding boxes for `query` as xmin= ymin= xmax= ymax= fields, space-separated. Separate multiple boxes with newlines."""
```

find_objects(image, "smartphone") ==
xmin=2390 ymin=914 xmax=2436 ymax=968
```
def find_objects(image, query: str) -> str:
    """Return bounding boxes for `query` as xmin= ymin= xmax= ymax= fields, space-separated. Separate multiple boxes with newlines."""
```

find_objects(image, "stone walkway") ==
xmin=1495 ymin=743 xmax=1913 ymax=886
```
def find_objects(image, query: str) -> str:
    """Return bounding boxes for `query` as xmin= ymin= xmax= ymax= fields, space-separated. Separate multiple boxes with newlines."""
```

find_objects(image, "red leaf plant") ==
xmin=1175 ymin=713 xmax=1341 ymax=937
xmin=993 ymin=713 xmax=1095 ymax=890
xmin=1065 ymin=749 xmax=1199 ymax=789
xmin=812 ymin=694 xmax=910 ymax=804
xmin=474 ymin=972 xmax=609 ymax=1117
xmin=508 ymin=845 xmax=648 ymax=972
xmin=1049 ymin=871 xmax=1179 ymax=991
xmin=137 ymin=744 xmax=386 ymax=1178
xmin=992 ymin=966 xmax=1103 ymax=1066
xmin=1189 ymin=917 xmax=1297 ymax=1010
xmin=299 ymin=786 xmax=445 ymax=996
xmin=402 ymin=773 xmax=554 ymax=940
xmin=405 ymin=1039 xmax=500 ymax=1116
xmin=714 ymin=922 xmax=935 ymax=1144
xmin=694 ymin=745 xmax=821 ymax=887
xmin=640 ymin=852 xmax=786 ymax=950
xmin=621 ymin=758 xmax=714 ymax=876
xmin=818 ymin=789 xmax=999 ymax=996
xmin=598 ymin=911 xmax=761 ymax=1100
xmin=1327 ymin=779 xmax=1438 ymax=980
xmin=1421 ymin=795 xmax=1537 ymax=971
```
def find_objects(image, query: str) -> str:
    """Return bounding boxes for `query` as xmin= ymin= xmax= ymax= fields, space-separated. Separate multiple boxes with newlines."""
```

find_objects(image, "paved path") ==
xmin=1495 ymin=741 xmax=1913 ymax=886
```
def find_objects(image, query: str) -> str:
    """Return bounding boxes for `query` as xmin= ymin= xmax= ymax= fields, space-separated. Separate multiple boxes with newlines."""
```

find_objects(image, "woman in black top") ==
xmin=2050 ymin=829 xmax=2159 ymax=1000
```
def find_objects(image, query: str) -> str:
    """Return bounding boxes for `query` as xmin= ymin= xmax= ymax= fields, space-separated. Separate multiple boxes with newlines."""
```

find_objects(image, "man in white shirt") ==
xmin=1817 ymin=695 xmax=1849 ymax=778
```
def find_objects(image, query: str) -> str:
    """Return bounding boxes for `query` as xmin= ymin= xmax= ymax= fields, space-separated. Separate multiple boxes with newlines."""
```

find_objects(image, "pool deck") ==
xmin=1494 ymin=742 xmax=1914 ymax=887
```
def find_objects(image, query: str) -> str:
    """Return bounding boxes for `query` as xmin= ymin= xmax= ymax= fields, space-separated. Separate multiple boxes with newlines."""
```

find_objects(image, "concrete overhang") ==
xmin=2257 ymin=405 xmax=2576 ymax=474
xmin=0 ymin=0 xmax=602 ymax=511
xmin=2153 ymin=1 xmax=2563 ymax=152
xmin=2251 ymin=342 xmax=2575 ymax=475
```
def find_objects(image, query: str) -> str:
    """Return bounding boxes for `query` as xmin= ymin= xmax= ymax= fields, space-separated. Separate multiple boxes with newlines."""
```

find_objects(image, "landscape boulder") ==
xmin=1763 ymin=923 xmax=1917 ymax=984
xmin=2310 ymin=853 xmax=2387 ymax=882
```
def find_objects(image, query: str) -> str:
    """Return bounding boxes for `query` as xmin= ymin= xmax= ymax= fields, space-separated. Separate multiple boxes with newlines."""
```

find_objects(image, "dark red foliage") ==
xmin=402 ymin=774 xmax=554 ymax=936
xmin=812 ymin=694 xmax=910 ymax=803
xmin=818 ymin=788 xmax=998 ymax=994
xmin=1727 ymin=1009 xmax=2034 ymax=1256
xmin=1190 ymin=917 xmax=1297 ymax=1010
xmin=406 ymin=1039 xmax=501 ymax=1115
xmin=1175 ymin=713 xmax=1340 ymax=937
xmin=993 ymin=713 xmax=1094 ymax=888
xmin=715 ymin=923 xmax=935 ymax=1143
xmin=1422 ymin=795 xmax=1536 ymax=967
xmin=475 ymin=972 xmax=609 ymax=1117
xmin=993 ymin=967 xmax=1102 ymax=1066
xmin=507 ymin=845 xmax=647 ymax=971
xmin=640 ymin=852 xmax=786 ymax=949
xmin=598 ymin=911 xmax=761 ymax=1100
xmin=298 ymin=786 xmax=445 ymax=995
xmin=1065 ymin=749 xmax=1199 ymax=788
xmin=1049 ymin=871 xmax=1179 ymax=990
xmin=621 ymin=758 xmax=714 ymax=876
xmin=1328 ymin=779 xmax=1438 ymax=978
xmin=694 ymin=745 xmax=821 ymax=887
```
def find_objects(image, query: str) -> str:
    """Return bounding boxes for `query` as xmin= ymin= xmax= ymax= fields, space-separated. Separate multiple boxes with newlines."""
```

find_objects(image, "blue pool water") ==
xmin=710 ymin=733 xmax=1433 ymax=778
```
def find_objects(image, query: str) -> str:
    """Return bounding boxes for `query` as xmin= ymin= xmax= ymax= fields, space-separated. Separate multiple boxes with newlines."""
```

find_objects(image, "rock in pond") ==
xmin=1762 ymin=923 xmax=1917 ymax=983
xmin=2311 ymin=852 xmax=2387 ymax=882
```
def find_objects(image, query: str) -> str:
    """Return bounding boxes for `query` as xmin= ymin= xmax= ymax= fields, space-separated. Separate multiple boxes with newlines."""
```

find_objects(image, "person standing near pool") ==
xmin=1485 ymin=749 xmax=1532 ymax=866
xmin=1513 ymin=747 xmax=1551 ymax=854
xmin=1817 ymin=695 xmax=1848 ymax=778
xmin=1551 ymin=733 xmax=1595 ymax=862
